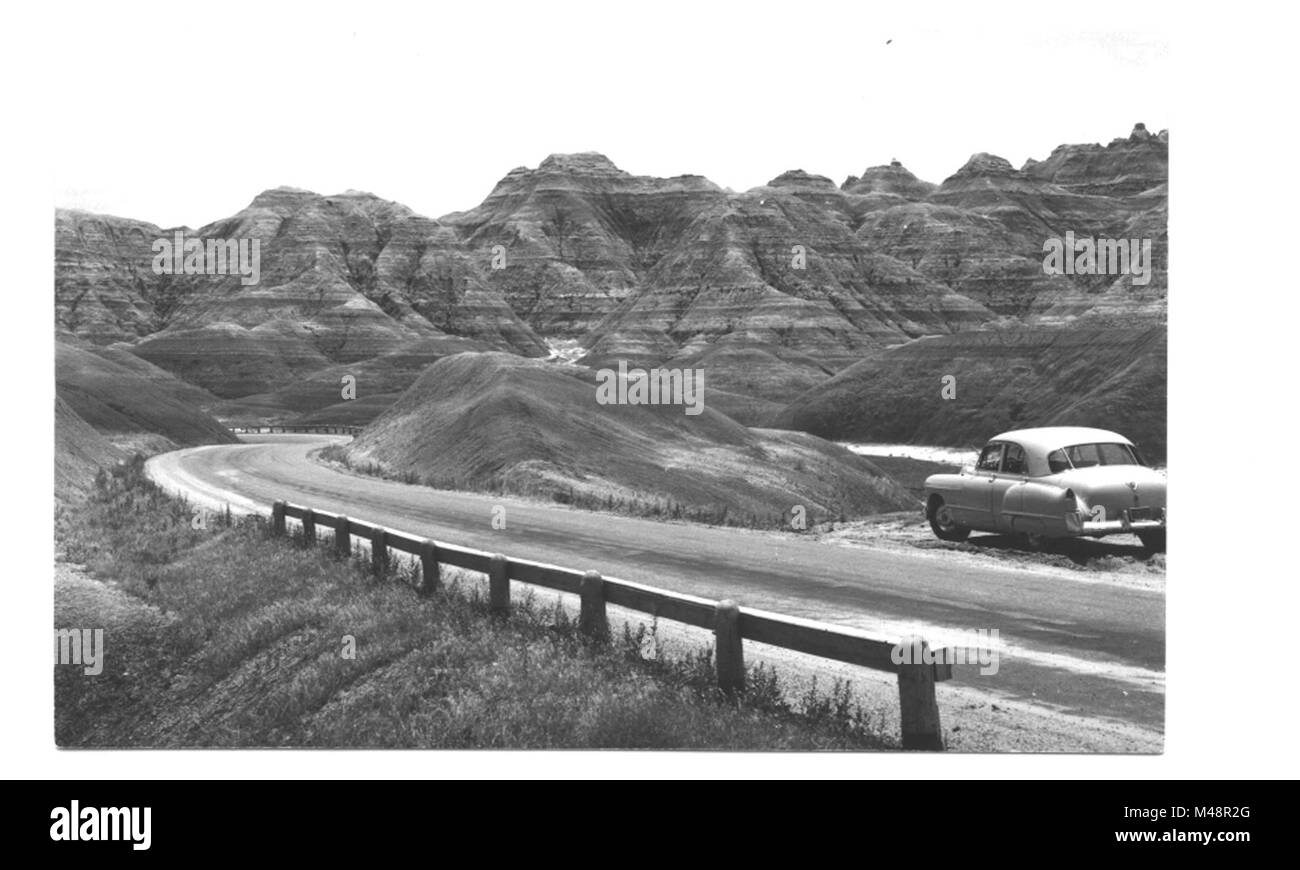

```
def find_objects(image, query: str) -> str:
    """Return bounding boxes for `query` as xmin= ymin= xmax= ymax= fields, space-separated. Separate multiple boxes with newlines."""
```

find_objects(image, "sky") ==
xmin=50 ymin=2 xmax=1168 ymax=229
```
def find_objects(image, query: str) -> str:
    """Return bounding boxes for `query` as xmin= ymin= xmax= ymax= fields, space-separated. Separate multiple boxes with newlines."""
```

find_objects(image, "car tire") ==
xmin=1138 ymin=530 xmax=1166 ymax=554
xmin=928 ymin=498 xmax=971 ymax=542
xmin=1023 ymin=532 xmax=1048 ymax=552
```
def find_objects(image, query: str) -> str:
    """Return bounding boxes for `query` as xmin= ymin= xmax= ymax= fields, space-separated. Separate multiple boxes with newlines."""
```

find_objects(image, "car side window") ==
xmin=976 ymin=443 xmax=1004 ymax=472
xmin=1047 ymin=449 xmax=1071 ymax=474
xmin=1002 ymin=443 xmax=1027 ymax=475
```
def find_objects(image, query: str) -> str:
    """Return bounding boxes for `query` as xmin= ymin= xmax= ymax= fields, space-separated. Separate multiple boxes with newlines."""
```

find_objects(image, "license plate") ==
xmin=1126 ymin=507 xmax=1151 ymax=522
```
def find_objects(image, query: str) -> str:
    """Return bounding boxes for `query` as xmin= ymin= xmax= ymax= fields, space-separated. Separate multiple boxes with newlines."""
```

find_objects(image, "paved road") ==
xmin=147 ymin=434 xmax=1165 ymax=732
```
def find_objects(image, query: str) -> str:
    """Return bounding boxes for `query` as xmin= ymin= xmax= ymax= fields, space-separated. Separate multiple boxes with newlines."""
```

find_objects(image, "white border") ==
xmin=6 ymin=0 xmax=1298 ymax=779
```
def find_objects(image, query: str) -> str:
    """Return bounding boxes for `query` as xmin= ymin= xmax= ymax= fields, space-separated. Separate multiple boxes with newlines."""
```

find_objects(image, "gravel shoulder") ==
xmin=808 ymin=512 xmax=1166 ymax=594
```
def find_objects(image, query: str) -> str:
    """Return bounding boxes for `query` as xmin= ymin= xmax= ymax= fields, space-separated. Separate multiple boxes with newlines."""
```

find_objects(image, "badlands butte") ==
xmin=55 ymin=124 xmax=1167 ymax=524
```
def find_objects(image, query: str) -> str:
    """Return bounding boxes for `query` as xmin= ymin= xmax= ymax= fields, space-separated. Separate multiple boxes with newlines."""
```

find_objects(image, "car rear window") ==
xmin=1062 ymin=442 xmax=1143 ymax=468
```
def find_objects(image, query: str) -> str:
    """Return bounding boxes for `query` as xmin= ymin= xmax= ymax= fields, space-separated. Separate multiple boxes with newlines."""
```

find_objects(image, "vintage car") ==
xmin=923 ymin=427 xmax=1166 ymax=552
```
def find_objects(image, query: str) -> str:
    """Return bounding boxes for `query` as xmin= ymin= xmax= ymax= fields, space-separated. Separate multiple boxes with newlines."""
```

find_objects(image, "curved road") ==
xmin=147 ymin=434 xmax=1165 ymax=737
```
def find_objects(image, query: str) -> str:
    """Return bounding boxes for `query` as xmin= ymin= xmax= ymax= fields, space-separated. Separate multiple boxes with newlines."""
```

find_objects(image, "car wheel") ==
xmin=1138 ymin=530 xmax=1166 ymax=554
xmin=928 ymin=499 xmax=970 ymax=542
xmin=1023 ymin=532 xmax=1048 ymax=552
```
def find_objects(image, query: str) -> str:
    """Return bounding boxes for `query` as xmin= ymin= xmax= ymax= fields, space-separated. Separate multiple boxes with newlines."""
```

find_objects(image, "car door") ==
xmin=959 ymin=442 xmax=1004 ymax=530
xmin=989 ymin=442 xmax=1028 ymax=531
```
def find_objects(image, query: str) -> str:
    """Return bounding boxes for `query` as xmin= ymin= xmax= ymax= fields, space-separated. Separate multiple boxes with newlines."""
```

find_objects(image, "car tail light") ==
xmin=1063 ymin=489 xmax=1086 ymax=533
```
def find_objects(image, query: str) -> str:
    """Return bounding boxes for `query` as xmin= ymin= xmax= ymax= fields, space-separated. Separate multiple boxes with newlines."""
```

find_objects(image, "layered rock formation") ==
xmin=877 ymin=129 xmax=1168 ymax=322
xmin=55 ymin=211 xmax=166 ymax=343
xmin=55 ymin=125 xmax=1166 ymax=453
xmin=56 ymin=188 xmax=550 ymax=397
xmin=444 ymin=129 xmax=1164 ymax=411
xmin=1023 ymin=123 xmax=1169 ymax=196
xmin=450 ymin=153 xmax=998 ymax=381
xmin=441 ymin=152 xmax=721 ymax=336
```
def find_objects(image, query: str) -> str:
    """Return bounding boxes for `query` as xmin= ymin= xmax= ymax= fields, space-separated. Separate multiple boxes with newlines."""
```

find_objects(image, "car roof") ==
xmin=989 ymin=427 xmax=1132 ymax=453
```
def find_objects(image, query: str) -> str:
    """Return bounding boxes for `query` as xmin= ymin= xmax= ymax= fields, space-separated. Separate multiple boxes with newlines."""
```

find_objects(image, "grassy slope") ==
xmin=864 ymin=456 xmax=958 ymax=501
xmin=213 ymin=334 xmax=491 ymax=426
xmin=55 ymin=397 xmax=125 ymax=501
xmin=54 ymin=462 xmax=891 ymax=749
xmin=56 ymin=341 xmax=236 ymax=447
xmin=773 ymin=325 xmax=1167 ymax=463
xmin=341 ymin=351 xmax=916 ymax=528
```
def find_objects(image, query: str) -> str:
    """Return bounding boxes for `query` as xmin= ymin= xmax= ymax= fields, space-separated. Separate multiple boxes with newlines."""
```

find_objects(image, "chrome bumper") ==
xmin=1066 ymin=511 xmax=1165 ymax=535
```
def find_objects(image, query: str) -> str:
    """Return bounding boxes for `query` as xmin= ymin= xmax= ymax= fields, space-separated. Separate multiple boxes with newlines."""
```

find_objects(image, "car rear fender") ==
xmin=1014 ymin=480 xmax=1076 ymax=520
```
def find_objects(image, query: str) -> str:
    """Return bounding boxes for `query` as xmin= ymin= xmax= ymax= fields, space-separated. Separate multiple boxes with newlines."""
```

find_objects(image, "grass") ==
xmin=54 ymin=458 xmax=894 ymax=749
xmin=318 ymin=443 xmax=804 ymax=529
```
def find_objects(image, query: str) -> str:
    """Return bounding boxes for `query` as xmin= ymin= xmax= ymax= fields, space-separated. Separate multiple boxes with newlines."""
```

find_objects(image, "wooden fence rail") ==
xmin=272 ymin=499 xmax=953 ymax=750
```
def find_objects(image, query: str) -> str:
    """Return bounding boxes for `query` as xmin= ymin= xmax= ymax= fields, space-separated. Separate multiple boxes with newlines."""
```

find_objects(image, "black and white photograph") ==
xmin=4 ymin=0 xmax=1296 ymax=826
xmin=49 ymin=23 xmax=1169 ymax=754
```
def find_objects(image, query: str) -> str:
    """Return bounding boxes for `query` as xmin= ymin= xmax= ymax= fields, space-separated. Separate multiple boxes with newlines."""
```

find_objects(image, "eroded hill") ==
xmin=341 ymin=352 xmax=917 ymax=525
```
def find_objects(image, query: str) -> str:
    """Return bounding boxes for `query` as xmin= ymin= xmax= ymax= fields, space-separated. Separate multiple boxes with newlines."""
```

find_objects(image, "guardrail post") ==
xmin=272 ymin=501 xmax=286 ymax=537
xmin=714 ymin=600 xmax=744 ymax=694
xmin=419 ymin=540 xmax=441 ymax=595
xmin=897 ymin=636 xmax=944 ymax=751
xmin=489 ymin=554 xmax=509 ymax=615
xmin=334 ymin=516 xmax=351 ymax=559
xmin=579 ymin=571 xmax=608 ymax=641
xmin=301 ymin=509 xmax=315 ymax=546
xmin=371 ymin=528 xmax=389 ymax=578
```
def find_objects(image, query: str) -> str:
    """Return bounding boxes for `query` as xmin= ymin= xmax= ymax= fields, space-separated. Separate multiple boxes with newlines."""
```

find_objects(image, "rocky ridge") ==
xmin=55 ymin=125 xmax=1167 ymax=445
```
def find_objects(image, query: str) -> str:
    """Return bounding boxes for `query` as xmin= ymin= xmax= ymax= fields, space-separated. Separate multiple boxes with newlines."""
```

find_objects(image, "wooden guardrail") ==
xmin=271 ymin=499 xmax=955 ymax=750
xmin=230 ymin=425 xmax=364 ymax=436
